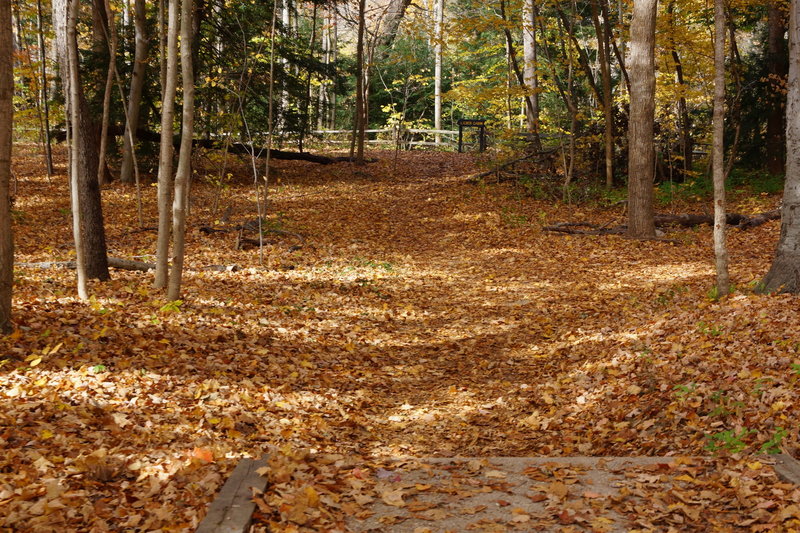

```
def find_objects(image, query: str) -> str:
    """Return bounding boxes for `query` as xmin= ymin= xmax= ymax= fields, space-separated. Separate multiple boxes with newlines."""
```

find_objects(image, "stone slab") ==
xmin=773 ymin=453 xmax=800 ymax=485
xmin=195 ymin=456 xmax=269 ymax=533
xmin=346 ymin=456 xmax=798 ymax=532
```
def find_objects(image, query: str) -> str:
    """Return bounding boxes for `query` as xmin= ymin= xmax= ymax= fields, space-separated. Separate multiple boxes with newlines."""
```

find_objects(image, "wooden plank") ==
xmin=195 ymin=456 xmax=269 ymax=533
xmin=773 ymin=453 xmax=800 ymax=486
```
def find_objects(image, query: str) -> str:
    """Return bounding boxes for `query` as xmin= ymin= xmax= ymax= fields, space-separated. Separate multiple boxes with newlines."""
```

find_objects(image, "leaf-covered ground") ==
xmin=1 ymin=146 xmax=799 ymax=531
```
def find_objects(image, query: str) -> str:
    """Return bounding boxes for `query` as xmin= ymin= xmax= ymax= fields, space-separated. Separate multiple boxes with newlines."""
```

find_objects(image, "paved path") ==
xmin=198 ymin=454 xmax=800 ymax=532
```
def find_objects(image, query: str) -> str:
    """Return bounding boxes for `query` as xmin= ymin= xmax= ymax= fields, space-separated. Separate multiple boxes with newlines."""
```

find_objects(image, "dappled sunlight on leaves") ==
xmin=1 ymin=147 xmax=798 ymax=530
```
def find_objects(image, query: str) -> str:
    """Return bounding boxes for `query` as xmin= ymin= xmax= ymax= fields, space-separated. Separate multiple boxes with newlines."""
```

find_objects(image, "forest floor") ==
xmin=1 ymin=145 xmax=799 ymax=531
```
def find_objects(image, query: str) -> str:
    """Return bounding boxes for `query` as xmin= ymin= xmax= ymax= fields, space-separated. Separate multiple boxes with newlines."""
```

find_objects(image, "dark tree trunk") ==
xmin=766 ymin=2 xmax=788 ymax=176
xmin=0 ymin=0 xmax=13 ymax=332
xmin=53 ymin=0 xmax=110 ymax=281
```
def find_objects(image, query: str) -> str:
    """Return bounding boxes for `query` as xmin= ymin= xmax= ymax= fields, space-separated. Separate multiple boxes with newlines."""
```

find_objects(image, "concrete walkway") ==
xmin=197 ymin=454 xmax=800 ymax=532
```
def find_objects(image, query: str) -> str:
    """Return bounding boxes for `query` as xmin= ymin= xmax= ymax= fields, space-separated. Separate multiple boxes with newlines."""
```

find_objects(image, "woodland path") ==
xmin=2 ymin=148 xmax=798 ymax=531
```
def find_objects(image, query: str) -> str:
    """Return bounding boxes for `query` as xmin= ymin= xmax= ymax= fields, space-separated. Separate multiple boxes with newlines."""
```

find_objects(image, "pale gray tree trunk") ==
xmin=168 ymin=0 xmax=195 ymax=301
xmin=522 ymin=0 xmax=540 ymax=143
xmin=66 ymin=0 xmax=87 ymax=299
xmin=434 ymin=0 xmax=443 ymax=144
xmin=0 ymin=0 xmax=13 ymax=332
xmin=712 ymin=0 xmax=729 ymax=295
xmin=154 ymin=0 xmax=180 ymax=289
xmin=762 ymin=0 xmax=800 ymax=293
xmin=120 ymin=0 xmax=147 ymax=184
xmin=626 ymin=0 xmax=657 ymax=239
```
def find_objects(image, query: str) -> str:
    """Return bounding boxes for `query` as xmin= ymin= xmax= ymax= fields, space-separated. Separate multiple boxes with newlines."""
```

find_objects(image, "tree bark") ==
xmin=522 ymin=0 xmax=541 ymax=146
xmin=97 ymin=0 xmax=118 ymax=186
xmin=53 ymin=0 xmax=110 ymax=282
xmin=0 ymin=0 xmax=13 ymax=332
xmin=434 ymin=0 xmax=444 ymax=144
xmin=351 ymin=0 xmax=367 ymax=164
xmin=155 ymin=0 xmax=180 ymax=288
xmin=766 ymin=1 xmax=788 ymax=176
xmin=36 ymin=0 xmax=53 ymax=178
xmin=712 ymin=0 xmax=729 ymax=295
xmin=591 ymin=0 xmax=614 ymax=187
xmin=667 ymin=1 xmax=692 ymax=179
xmin=626 ymin=0 xmax=658 ymax=239
xmin=168 ymin=0 xmax=195 ymax=301
xmin=120 ymin=0 xmax=147 ymax=184
xmin=762 ymin=0 xmax=800 ymax=293
xmin=66 ymin=0 xmax=88 ymax=298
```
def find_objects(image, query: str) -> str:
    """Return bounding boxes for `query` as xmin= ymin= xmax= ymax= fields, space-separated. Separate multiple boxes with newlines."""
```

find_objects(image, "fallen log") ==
xmin=17 ymin=257 xmax=155 ymax=271
xmin=543 ymin=209 xmax=780 ymax=236
xmin=17 ymin=258 xmax=241 ymax=273
xmin=53 ymin=126 xmax=367 ymax=165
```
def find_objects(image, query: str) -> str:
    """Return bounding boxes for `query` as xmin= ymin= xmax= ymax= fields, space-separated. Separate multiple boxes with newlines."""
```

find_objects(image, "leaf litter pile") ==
xmin=1 ymin=147 xmax=799 ymax=531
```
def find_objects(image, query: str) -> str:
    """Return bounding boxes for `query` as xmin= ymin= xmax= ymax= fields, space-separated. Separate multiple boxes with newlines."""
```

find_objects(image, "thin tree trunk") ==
xmin=53 ymin=0 xmax=110 ymax=282
xmin=0 ymin=0 xmax=13 ymax=332
xmin=762 ymin=0 xmax=800 ymax=293
xmin=626 ymin=0 xmax=658 ymax=239
xmin=98 ymin=0 xmax=118 ymax=186
xmin=120 ymin=0 xmax=147 ymax=184
xmin=766 ymin=2 xmax=788 ymax=176
xmin=298 ymin=3 xmax=318 ymax=153
xmin=168 ymin=0 xmax=195 ymax=301
xmin=712 ymin=0 xmax=729 ymax=295
xmin=36 ymin=0 xmax=53 ymax=178
xmin=351 ymin=0 xmax=367 ymax=164
xmin=498 ymin=0 xmax=536 ymax=125
xmin=159 ymin=0 xmax=167 ymax=98
xmin=591 ymin=0 xmax=614 ymax=187
xmin=522 ymin=0 xmax=540 ymax=146
xmin=434 ymin=0 xmax=443 ymax=144
xmin=155 ymin=0 xmax=180 ymax=289
xmin=66 ymin=0 xmax=88 ymax=299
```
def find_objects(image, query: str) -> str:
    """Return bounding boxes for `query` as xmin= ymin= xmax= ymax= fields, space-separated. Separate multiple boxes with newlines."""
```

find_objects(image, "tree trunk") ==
xmin=766 ymin=1 xmax=788 ymax=176
xmin=351 ymin=0 xmax=367 ymax=164
xmin=434 ymin=0 xmax=444 ymax=144
xmin=712 ymin=0 xmax=729 ymax=295
xmin=36 ymin=0 xmax=53 ymax=178
xmin=97 ymin=0 xmax=118 ymax=186
xmin=591 ymin=0 xmax=614 ymax=187
xmin=0 ymin=0 xmax=13 ymax=332
xmin=66 ymin=0 xmax=88 ymax=299
xmin=155 ymin=0 xmax=180 ymax=289
xmin=522 ymin=0 xmax=540 ymax=145
xmin=120 ymin=0 xmax=147 ymax=184
xmin=168 ymin=0 xmax=195 ymax=301
xmin=762 ymin=0 xmax=800 ymax=293
xmin=626 ymin=0 xmax=658 ymax=239
xmin=52 ymin=0 xmax=110 ymax=282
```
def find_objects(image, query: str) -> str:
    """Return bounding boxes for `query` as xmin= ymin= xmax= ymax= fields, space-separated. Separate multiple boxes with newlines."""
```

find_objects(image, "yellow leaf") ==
xmin=41 ymin=429 xmax=54 ymax=440
xmin=304 ymin=486 xmax=320 ymax=507
xmin=747 ymin=461 xmax=763 ymax=470
xmin=29 ymin=357 xmax=42 ymax=367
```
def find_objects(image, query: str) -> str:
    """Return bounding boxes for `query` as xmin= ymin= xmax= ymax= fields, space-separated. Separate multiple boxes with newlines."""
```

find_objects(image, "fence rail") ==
xmin=311 ymin=128 xmax=461 ymax=149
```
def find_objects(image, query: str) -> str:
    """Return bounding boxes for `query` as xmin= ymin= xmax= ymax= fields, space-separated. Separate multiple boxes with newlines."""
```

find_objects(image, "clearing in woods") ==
xmin=1 ymin=147 xmax=799 ymax=530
